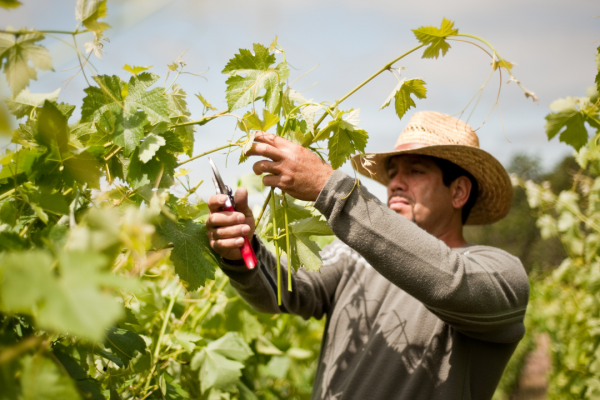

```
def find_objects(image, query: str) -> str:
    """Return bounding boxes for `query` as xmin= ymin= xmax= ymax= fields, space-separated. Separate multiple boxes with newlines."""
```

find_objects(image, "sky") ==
xmin=1 ymin=0 xmax=598 ymax=204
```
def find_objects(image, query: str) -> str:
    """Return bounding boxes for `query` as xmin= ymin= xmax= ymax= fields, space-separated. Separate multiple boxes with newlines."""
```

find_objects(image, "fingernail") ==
xmin=238 ymin=214 xmax=245 ymax=223
xmin=236 ymin=238 xmax=244 ymax=246
xmin=242 ymin=226 xmax=250 ymax=235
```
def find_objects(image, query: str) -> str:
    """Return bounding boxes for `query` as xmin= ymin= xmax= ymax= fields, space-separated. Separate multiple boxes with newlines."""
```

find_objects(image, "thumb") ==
xmin=234 ymin=187 xmax=253 ymax=218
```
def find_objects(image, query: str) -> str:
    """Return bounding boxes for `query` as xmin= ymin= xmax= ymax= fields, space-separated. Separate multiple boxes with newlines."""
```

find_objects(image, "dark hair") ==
xmin=430 ymin=157 xmax=479 ymax=224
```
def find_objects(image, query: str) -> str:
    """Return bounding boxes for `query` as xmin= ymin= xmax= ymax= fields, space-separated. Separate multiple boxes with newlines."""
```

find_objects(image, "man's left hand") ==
xmin=248 ymin=132 xmax=334 ymax=201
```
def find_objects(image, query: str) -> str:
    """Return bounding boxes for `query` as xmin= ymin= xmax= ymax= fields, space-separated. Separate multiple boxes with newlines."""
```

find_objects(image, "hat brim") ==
xmin=351 ymin=145 xmax=512 ymax=225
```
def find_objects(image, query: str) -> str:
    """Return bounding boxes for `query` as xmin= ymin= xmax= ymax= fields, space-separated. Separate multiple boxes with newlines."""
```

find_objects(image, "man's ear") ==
xmin=451 ymin=176 xmax=472 ymax=210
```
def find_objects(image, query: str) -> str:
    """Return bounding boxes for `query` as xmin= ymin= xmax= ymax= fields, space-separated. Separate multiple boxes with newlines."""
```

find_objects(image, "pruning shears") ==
xmin=209 ymin=157 xmax=257 ymax=270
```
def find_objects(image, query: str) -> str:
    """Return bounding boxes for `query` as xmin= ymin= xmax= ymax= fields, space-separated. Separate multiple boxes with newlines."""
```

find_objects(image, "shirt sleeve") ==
xmin=220 ymin=236 xmax=344 ymax=321
xmin=314 ymin=170 xmax=530 ymax=343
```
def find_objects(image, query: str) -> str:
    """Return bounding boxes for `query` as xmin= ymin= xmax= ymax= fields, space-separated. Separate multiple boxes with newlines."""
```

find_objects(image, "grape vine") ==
xmin=0 ymin=1 xmax=535 ymax=399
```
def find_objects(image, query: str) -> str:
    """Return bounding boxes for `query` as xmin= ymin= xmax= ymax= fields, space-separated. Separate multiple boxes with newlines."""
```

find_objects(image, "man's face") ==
xmin=386 ymin=155 xmax=456 ymax=233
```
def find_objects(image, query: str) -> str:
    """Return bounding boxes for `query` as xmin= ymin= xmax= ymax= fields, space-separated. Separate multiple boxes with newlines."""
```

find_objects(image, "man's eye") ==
xmin=411 ymin=169 xmax=423 ymax=174
xmin=388 ymin=170 xmax=397 ymax=178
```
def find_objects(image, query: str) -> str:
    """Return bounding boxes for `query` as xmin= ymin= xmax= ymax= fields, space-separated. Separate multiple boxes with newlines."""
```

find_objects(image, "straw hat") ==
xmin=351 ymin=111 xmax=512 ymax=225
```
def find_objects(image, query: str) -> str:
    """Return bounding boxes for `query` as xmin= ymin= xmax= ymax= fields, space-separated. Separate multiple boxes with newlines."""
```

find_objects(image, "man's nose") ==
xmin=388 ymin=171 xmax=408 ymax=192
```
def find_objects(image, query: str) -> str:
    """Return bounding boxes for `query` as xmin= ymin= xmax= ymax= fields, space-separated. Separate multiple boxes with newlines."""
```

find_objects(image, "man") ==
xmin=206 ymin=111 xmax=529 ymax=399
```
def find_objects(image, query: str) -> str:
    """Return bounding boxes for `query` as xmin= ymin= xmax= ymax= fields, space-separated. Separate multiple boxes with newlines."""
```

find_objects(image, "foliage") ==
xmin=509 ymin=45 xmax=600 ymax=399
xmin=0 ymin=2 xmax=534 ymax=399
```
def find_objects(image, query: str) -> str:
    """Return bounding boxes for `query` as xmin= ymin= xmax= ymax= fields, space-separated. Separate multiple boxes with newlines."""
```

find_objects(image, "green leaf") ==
xmin=545 ymin=97 xmax=592 ymax=151
xmin=155 ymin=217 xmax=218 ymax=290
xmin=37 ymin=100 xmax=69 ymax=160
xmin=75 ymin=0 xmax=110 ymax=34
xmin=81 ymin=73 xmax=169 ymax=125
xmin=21 ymin=184 xmax=70 ymax=215
xmin=174 ymin=331 xmax=203 ymax=353
xmin=596 ymin=46 xmax=600 ymax=93
xmin=138 ymin=133 xmax=165 ymax=163
xmin=277 ymin=217 xmax=333 ymax=272
xmin=20 ymin=355 xmax=81 ymax=400
xmin=0 ymin=251 xmax=128 ymax=340
xmin=5 ymin=88 xmax=60 ymax=118
xmin=206 ymin=332 xmax=253 ymax=361
xmin=199 ymin=350 xmax=244 ymax=394
xmin=104 ymin=327 xmax=147 ymax=368
xmin=196 ymin=92 xmax=217 ymax=111
xmin=0 ymin=0 xmax=22 ymax=9
xmin=380 ymin=79 xmax=427 ymax=120
xmin=222 ymin=43 xmax=289 ymax=113
xmin=0 ymin=31 xmax=53 ymax=95
xmin=112 ymin=111 xmax=150 ymax=156
xmin=53 ymin=347 xmax=106 ymax=400
xmin=412 ymin=18 xmax=458 ymax=59
xmin=320 ymin=110 xmax=369 ymax=169
xmin=123 ymin=64 xmax=152 ymax=75
xmin=238 ymin=109 xmax=280 ymax=132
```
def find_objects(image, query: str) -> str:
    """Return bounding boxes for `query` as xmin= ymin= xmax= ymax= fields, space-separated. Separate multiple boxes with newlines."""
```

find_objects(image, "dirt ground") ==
xmin=511 ymin=334 xmax=551 ymax=400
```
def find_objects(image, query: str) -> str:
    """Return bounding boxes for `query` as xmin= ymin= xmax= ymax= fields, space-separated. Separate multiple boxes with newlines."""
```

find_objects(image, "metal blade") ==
xmin=208 ymin=157 xmax=227 ymax=195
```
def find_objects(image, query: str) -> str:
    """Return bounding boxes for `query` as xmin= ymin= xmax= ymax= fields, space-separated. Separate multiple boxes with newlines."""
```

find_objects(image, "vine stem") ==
xmin=312 ymin=43 xmax=425 ymax=129
xmin=271 ymin=188 xmax=282 ymax=305
xmin=255 ymin=43 xmax=426 ymax=228
xmin=143 ymin=286 xmax=182 ymax=396
xmin=180 ymin=179 xmax=203 ymax=202
xmin=0 ymin=188 xmax=15 ymax=201
xmin=282 ymin=194 xmax=292 ymax=291
xmin=169 ymin=109 xmax=228 ymax=128
xmin=176 ymin=143 xmax=237 ymax=167
xmin=0 ymin=29 xmax=89 ymax=36
xmin=190 ymin=277 xmax=230 ymax=328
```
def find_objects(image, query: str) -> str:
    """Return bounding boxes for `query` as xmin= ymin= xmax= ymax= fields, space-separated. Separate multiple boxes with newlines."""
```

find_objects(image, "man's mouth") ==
xmin=388 ymin=195 xmax=413 ymax=212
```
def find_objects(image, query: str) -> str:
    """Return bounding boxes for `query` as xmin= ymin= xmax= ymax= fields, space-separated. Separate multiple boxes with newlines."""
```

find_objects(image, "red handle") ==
xmin=223 ymin=199 xmax=257 ymax=270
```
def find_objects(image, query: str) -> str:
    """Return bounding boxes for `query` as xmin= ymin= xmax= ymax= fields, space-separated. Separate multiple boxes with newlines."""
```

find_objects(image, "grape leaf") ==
xmin=207 ymin=332 xmax=253 ymax=361
xmin=0 ymin=0 xmax=22 ymax=9
xmin=20 ymin=355 xmax=81 ymax=400
xmin=412 ymin=18 xmax=458 ymax=59
xmin=0 ymin=31 xmax=53 ymax=95
xmin=545 ymin=97 xmax=592 ymax=151
xmin=138 ymin=133 xmax=166 ymax=163
xmin=380 ymin=78 xmax=427 ymax=120
xmin=123 ymin=64 xmax=152 ymax=75
xmin=166 ymin=85 xmax=194 ymax=156
xmin=104 ymin=327 xmax=147 ymax=368
xmin=21 ymin=184 xmax=70 ymax=216
xmin=81 ymin=73 xmax=169 ymax=125
xmin=195 ymin=333 xmax=253 ymax=393
xmin=318 ymin=110 xmax=368 ymax=169
xmin=198 ymin=351 xmax=244 ymax=394
xmin=0 ymin=251 xmax=129 ymax=341
xmin=276 ymin=217 xmax=333 ymax=272
xmin=5 ymin=88 xmax=60 ymax=118
xmin=75 ymin=0 xmax=110 ymax=34
xmin=154 ymin=217 xmax=218 ymax=290
xmin=222 ymin=43 xmax=290 ymax=114
xmin=53 ymin=347 xmax=106 ymax=400
xmin=238 ymin=109 xmax=280 ymax=132
xmin=112 ymin=111 xmax=149 ymax=156
xmin=196 ymin=92 xmax=217 ymax=111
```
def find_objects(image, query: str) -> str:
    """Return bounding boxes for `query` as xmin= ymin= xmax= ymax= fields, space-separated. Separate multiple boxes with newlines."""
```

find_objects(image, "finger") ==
xmin=212 ymin=237 xmax=245 ymax=252
xmin=262 ymin=174 xmax=282 ymax=189
xmin=212 ymin=224 xmax=251 ymax=240
xmin=206 ymin=212 xmax=246 ymax=229
xmin=234 ymin=188 xmax=254 ymax=218
xmin=252 ymin=160 xmax=281 ymax=176
xmin=208 ymin=194 xmax=231 ymax=213
xmin=246 ymin=142 xmax=284 ymax=160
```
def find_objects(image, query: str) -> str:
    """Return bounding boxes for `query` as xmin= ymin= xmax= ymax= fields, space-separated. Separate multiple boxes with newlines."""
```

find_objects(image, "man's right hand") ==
xmin=206 ymin=187 xmax=256 ymax=262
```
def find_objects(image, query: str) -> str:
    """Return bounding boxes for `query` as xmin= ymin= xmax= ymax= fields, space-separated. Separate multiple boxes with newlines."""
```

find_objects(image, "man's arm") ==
xmin=316 ymin=170 xmax=530 ymax=343
xmin=247 ymin=132 xmax=529 ymax=343
xmin=206 ymin=188 xmax=343 ymax=320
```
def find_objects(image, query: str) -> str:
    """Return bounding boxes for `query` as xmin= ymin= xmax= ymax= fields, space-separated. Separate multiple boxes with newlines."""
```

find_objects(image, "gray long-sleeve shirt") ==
xmin=220 ymin=170 xmax=530 ymax=400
